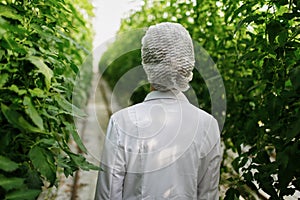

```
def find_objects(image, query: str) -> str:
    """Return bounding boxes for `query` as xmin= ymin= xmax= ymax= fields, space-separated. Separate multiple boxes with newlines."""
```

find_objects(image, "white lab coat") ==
xmin=95 ymin=91 xmax=221 ymax=200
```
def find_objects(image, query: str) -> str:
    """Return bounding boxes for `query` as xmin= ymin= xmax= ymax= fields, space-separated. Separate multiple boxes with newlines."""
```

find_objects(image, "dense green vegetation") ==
xmin=0 ymin=0 xmax=96 ymax=199
xmin=100 ymin=0 xmax=300 ymax=199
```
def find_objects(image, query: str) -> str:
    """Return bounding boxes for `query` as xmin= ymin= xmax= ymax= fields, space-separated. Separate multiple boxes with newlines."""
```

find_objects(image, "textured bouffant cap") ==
xmin=141 ymin=22 xmax=195 ymax=91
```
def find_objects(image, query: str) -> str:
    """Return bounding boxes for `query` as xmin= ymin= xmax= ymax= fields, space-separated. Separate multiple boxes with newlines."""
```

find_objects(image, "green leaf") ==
xmin=1 ymin=103 xmax=42 ymax=133
xmin=0 ymin=175 xmax=24 ymax=191
xmin=231 ymin=157 xmax=240 ymax=172
xmin=8 ymin=85 xmax=27 ymax=95
xmin=224 ymin=188 xmax=240 ymax=200
xmin=23 ymin=96 xmax=44 ymax=130
xmin=64 ymin=122 xmax=87 ymax=153
xmin=254 ymin=150 xmax=270 ymax=164
xmin=69 ymin=153 xmax=85 ymax=168
xmin=286 ymin=116 xmax=300 ymax=141
xmin=38 ymin=138 xmax=57 ymax=147
xmin=235 ymin=15 xmax=257 ymax=33
xmin=0 ymin=5 xmax=22 ymax=21
xmin=266 ymin=20 xmax=282 ymax=44
xmin=25 ymin=169 xmax=43 ymax=190
xmin=54 ymin=95 xmax=87 ymax=118
xmin=0 ymin=17 xmax=8 ymax=39
xmin=0 ymin=49 xmax=5 ymax=60
xmin=56 ymin=156 xmax=75 ymax=177
xmin=29 ymin=146 xmax=56 ymax=185
xmin=28 ymin=88 xmax=45 ymax=98
xmin=0 ymin=155 xmax=19 ymax=172
xmin=260 ymin=177 xmax=278 ymax=198
xmin=2 ymin=35 xmax=26 ymax=54
xmin=69 ymin=153 xmax=99 ymax=171
xmin=278 ymin=30 xmax=288 ymax=46
xmin=0 ymin=73 xmax=9 ymax=88
xmin=230 ymin=3 xmax=254 ymax=23
xmin=26 ymin=56 xmax=53 ymax=90
xmin=70 ymin=62 xmax=79 ymax=74
xmin=5 ymin=189 xmax=41 ymax=200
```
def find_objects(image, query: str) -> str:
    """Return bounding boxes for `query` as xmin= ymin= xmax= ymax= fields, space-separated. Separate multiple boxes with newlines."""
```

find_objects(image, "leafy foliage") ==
xmin=0 ymin=0 xmax=95 ymax=199
xmin=99 ymin=0 xmax=300 ymax=199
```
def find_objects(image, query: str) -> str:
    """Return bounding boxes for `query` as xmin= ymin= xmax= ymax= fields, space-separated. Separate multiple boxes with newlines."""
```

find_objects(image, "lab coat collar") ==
xmin=144 ymin=90 xmax=189 ymax=103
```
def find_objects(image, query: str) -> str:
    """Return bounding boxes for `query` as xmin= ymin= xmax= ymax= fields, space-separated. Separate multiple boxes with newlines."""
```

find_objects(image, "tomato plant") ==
xmin=0 ymin=0 xmax=95 ymax=199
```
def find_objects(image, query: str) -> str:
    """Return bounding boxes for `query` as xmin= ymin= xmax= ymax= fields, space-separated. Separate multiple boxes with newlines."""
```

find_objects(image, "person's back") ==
xmin=94 ymin=22 xmax=221 ymax=200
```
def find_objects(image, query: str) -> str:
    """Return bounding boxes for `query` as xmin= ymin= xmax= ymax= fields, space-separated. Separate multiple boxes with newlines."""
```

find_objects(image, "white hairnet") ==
xmin=141 ymin=22 xmax=195 ymax=92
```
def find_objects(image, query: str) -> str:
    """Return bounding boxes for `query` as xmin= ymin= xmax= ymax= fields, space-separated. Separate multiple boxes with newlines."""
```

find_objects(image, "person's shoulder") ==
xmin=110 ymin=102 xmax=145 ymax=120
xmin=187 ymin=103 xmax=214 ymax=120
xmin=187 ymin=103 xmax=220 ymax=136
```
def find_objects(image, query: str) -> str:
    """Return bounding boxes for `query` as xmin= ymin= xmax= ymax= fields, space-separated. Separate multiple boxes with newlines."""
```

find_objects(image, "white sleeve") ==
xmin=94 ymin=117 xmax=126 ymax=200
xmin=197 ymin=117 xmax=221 ymax=200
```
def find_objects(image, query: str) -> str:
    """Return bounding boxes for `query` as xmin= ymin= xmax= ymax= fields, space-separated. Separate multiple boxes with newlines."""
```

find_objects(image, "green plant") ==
xmin=0 ymin=0 xmax=96 ymax=199
xmin=99 ymin=0 xmax=300 ymax=199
